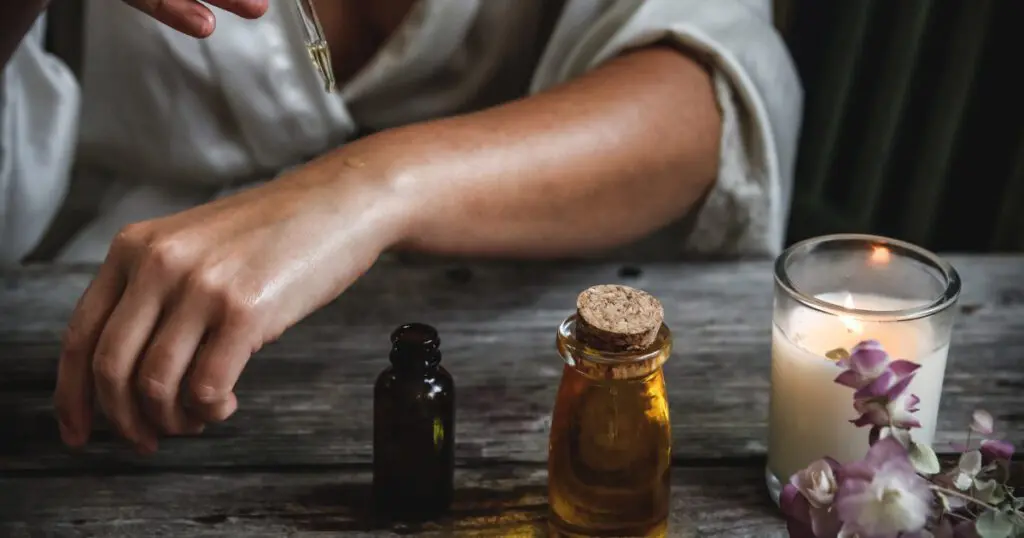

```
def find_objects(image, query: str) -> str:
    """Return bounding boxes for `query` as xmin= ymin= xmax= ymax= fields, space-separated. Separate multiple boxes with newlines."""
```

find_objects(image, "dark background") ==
xmin=778 ymin=0 xmax=1023 ymax=252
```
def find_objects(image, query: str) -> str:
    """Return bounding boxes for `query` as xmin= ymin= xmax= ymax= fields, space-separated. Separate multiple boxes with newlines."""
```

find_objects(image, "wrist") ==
xmin=322 ymin=151 xmax=422 ymax=256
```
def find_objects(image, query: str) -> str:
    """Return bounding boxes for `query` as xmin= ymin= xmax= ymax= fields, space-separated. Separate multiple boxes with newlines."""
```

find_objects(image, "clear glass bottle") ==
xmin=373 ymin=323 xmax=455 ymax=521
xmin=548 ymin=314 xmax=673 ymax=537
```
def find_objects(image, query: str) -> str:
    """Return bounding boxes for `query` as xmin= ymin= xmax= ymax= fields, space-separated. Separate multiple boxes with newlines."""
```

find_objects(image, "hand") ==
xmin=53 ymin=160 xmax=407 ymax=452
xmin=123 ymin=0 xmax=269 ymax=38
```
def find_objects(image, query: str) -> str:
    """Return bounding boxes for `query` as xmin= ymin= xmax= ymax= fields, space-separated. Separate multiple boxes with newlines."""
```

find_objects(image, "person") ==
xmin=1 ymin=0 xmax=802 ymax=453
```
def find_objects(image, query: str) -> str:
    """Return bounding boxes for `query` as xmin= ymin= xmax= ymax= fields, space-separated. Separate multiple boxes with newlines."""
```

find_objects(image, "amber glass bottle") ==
xmin=373 ymin=323 xmax=455 ymax=521
xmin=548 ymin=285 xmax=673 ymax=537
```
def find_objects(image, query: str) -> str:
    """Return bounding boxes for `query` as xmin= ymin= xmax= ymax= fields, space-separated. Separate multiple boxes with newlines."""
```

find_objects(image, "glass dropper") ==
xmin=292 ymin=0 xmax=336 ymax=92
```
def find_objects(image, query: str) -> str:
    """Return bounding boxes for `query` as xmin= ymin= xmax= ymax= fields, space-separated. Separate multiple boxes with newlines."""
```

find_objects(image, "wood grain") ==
xmin=1 ymin=257 xmax=1022 ymax=471
xmin=0 ymin=464 xmax=786 ymax=537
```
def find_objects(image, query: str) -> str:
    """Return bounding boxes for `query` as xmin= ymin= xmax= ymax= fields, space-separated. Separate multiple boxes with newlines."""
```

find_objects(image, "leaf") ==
xmin=910 ymin=442 xmax=942 ymax=475
xmin=974 ymin=510 xmax=1014 ymax=538
xmin=825 ymin=347 xmax=850 ymax=361
xmin=960 ymin=450 xmax=983 ymax=477
xmin=974 ymin=478 xmax=1005 ymax=504
xmin=954 ymin=472 xmax=974 ymax=491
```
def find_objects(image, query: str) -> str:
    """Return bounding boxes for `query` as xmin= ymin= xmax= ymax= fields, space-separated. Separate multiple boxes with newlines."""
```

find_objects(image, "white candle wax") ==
xmin=767 ymin=292 xmax=949 ymax=482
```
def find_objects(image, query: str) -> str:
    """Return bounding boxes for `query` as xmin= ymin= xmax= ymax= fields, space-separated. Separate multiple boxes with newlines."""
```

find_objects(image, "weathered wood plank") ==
xmin=0 ymin=464 xmax=786 ymax=537
xmin=1 ymin=257 xmax=1022 ymax=470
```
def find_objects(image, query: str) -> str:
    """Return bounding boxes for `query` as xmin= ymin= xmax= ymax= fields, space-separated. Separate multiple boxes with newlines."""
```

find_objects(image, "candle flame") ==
xmin=840 ymin=293 xmax=863 ymax=334
xmin=870 ymin=245 xmax=891 ymax=265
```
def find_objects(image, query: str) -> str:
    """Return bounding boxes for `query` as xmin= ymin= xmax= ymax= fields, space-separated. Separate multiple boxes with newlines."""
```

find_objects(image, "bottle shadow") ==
xmin=290 ymin=480 xmax=548 ymax=535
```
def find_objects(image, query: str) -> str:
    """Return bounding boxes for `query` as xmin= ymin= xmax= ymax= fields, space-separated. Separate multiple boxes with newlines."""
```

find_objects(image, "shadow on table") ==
xmin=290 ymin=479 xmax=548 ymax=535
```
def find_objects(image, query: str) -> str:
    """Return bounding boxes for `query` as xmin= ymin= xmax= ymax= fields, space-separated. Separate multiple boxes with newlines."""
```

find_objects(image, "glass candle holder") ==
xmin=765 ymin=234 xmax=960 ymax=504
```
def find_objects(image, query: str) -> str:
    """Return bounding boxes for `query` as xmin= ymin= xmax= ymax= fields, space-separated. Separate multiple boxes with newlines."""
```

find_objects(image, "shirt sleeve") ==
xmin=0 ymin=15 xmax=80 ymax=265
xmin=530 ymin=0 xmax=802 ymax=257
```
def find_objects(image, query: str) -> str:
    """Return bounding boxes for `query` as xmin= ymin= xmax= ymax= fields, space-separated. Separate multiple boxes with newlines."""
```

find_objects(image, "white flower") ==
xmin=793 ymin=459 xmax=838 ymax=508
xmin=835 ymin=438 xmax=934 ymax=538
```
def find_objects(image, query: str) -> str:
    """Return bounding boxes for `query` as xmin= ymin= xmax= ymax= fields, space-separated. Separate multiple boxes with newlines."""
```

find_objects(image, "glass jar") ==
xmin=548 ymin=314 xmax=673 ymax=537
xmin=767 ymin=233 xmax=960 ymax=503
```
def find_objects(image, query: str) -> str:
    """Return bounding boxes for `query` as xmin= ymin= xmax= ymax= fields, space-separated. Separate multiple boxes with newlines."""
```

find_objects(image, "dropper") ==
xmin=292 ymin=0 xmax=336 ymax=92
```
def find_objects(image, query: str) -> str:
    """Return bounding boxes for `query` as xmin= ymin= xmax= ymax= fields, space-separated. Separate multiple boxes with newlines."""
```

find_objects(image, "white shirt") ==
xmin=0 ymin=0 xmax=802 ymax=264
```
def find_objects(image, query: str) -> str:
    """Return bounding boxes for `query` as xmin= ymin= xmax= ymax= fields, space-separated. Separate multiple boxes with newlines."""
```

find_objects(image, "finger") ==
xmin=124 ymin=0 xmax=216 ymax=38
xmin=92 ymin=279 xmax=163 ymax=453
xmin=203 ymin=0 xmax=269 ymax=19
xmin=136 ymin=297 xmax=209 ymax=436
xmin=186 ymin=321 xmax=253 ymax=423
xmin=55 ymin=262 xmax=125 ymax=448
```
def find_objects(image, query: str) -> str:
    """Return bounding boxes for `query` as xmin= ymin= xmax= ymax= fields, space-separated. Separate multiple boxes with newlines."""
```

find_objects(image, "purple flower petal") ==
xmin=851 ymin=411 xmax=886 ymax=427
xmin=850 ymin=347 xmax=889 ymax=374
xmin=864 ymin=437 xmax=909 ymax=468
xmin=979 ymin=439 xmax=1014 ymax=464
xmin=855 ymin=370 xmax=895 ymax=400
xmin=834 ymin=369 xmax=863 ymax=389
xmin=850 ymin=400 xmax=889 ymax=428
xmin=836 ymin=461 xmax=875 ymax=483
xmin=905 ymin=394 xmax=921 ymax=412
xmin=884 ymin=374 xmax=915 ymax=401
xmin=809 ymin=505 xmax=842 ymax=537
xmin=785 ymin=519 xmax=817 ymax=538
xmin=834 ymin=478 xmax=871 ymax=523
xmin=852 ymin=339 xmax=882 ymax=352
xmin=780 ymin=483 xmax=811 ymax=524
xmin=891 ymin=416 xmax=922 ymax=429
xmin=888 ymin=359 xmax=921 ymax=378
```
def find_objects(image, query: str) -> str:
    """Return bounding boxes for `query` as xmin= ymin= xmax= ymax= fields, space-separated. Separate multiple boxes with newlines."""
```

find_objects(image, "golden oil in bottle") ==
xmin=548 ymin=285 xmax=673 ymax=537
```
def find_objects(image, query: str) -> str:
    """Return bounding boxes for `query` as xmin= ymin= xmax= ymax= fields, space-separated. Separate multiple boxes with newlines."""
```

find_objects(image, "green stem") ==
xmin=931 ymin=485 xmax=1000 ymax=513
xmin=933 ymin=486 xmax=1024 ymax=525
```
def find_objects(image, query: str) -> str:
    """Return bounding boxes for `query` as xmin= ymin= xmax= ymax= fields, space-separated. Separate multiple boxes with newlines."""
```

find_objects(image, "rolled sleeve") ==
xmin=531 ymin=0 xmax=802 ymax=257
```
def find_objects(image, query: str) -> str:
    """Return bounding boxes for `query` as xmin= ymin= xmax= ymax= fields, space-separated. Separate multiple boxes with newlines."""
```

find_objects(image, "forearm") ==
xmin=0 ymin=1 xmax=49 ymax=68
xmin=322 ymin=46 xmax=721 ymax=257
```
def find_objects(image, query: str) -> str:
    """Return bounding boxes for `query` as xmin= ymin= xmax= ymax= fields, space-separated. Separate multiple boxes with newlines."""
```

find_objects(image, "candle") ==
xmin=767 ymin=292 xmax=950 ymax=482
xmin=765 ymin=234 xmax=960 ymax=504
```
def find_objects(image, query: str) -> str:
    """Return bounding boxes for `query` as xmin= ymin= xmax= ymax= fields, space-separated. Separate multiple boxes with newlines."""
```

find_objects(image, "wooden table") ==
xmin=1 ymin=256 xmax=1022 ymax=537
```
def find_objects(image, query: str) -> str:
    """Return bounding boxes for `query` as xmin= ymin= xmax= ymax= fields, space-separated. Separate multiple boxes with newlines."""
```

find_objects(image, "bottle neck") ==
xmin=388 ymin=348 xmax=442 ymax=374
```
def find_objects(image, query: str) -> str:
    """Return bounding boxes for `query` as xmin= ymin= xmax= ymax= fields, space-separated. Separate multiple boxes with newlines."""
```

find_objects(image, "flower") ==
xmin=794 ymin=458 xmax=841 ymax=508
xmin=979 ymin=439 xmax=1014 ymax=464
xmin=834 ymin=340 xmax=920 ymax=391
xmin=849 ymin=374 xmax=922 ymax=429
xmin=969 ymin=410 xmax=994 ymax=436
xmin=782 ymin=458 xmax=843 ymax=537
xmin=834 ymin=438 xmax=934 ymax=537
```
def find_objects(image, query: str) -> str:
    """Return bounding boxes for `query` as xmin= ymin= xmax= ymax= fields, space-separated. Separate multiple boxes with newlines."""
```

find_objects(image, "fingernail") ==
xmin=189 ymin=9 xmax=214 ymax=36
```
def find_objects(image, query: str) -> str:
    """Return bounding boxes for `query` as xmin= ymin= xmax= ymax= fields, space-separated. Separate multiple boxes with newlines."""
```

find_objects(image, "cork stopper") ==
xmin=575 ymin=284 xmax=664 ymax=352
